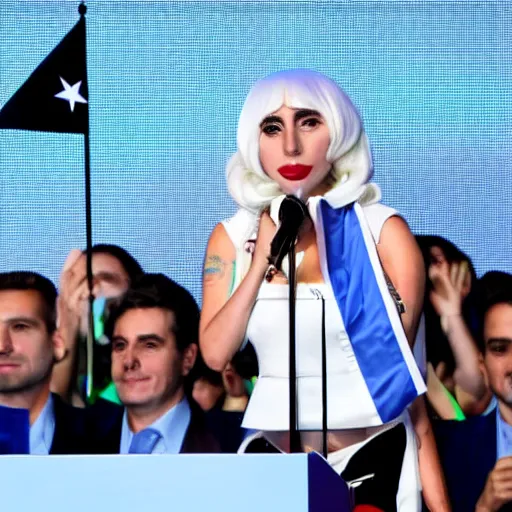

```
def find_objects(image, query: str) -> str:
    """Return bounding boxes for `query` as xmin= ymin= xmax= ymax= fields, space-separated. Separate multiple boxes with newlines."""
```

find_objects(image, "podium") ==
xmin=0 ymin=452 xmax=351 ymax=511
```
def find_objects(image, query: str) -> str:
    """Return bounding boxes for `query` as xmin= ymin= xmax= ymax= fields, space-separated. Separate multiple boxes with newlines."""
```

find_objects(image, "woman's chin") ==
xmin=276 ymin=176 xmax=331 ymax=200
xmin=280 ymin=185 xmax=303 ymax=198
xmin=279 ymin=180 xmax=313 ymax=198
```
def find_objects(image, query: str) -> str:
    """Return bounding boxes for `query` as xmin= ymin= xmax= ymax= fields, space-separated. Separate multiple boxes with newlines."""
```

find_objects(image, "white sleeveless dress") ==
xmin=223 ymin=202 xmax=424 ymax=510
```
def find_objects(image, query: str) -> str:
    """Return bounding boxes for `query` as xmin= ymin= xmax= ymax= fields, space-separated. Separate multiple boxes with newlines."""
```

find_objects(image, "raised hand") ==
xmin=428 ymin=246 xmax=470 ymax=319
xmin=477 ymin=457 xmax=512 ymax=511
xmin=253 ymin=210 xmax=277 ymax=269
xmin=58 ymin=249 xmax=88 ymax=322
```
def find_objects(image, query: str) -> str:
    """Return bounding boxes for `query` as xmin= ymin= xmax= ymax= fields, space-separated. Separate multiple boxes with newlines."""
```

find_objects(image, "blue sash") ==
xmin=317 ymin=200 xmax=425 ymax=423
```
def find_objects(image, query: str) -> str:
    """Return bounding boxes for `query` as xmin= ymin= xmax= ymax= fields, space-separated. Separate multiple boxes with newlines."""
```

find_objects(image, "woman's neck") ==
xmin=304 ymin=173 xmax=336 ymax=200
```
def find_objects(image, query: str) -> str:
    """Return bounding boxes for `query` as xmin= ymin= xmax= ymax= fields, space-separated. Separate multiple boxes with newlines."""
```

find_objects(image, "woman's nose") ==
xmin=283 ymin=128 xmax=301 ymax=157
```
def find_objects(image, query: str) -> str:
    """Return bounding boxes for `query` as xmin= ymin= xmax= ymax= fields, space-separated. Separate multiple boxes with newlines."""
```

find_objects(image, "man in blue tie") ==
xmin=435 ymin=273 xmax=512 ymax=511
xmin=91 ymin=273 xmax=219 ymax=454
xmin=0 ymin=271 xmax=88 ymax=454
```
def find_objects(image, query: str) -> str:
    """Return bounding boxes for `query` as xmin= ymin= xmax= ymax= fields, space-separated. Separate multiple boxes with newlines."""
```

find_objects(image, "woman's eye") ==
xmin=262 ymin=124 xmax=280 ymax=135
xmin=301 ymin=117 xmax=321 ymax=129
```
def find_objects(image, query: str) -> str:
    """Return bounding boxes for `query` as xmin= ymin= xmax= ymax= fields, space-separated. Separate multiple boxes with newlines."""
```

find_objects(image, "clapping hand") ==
xmin=477 ymin=457 xmax=512 ymax=511
xmin=428 ymin=246 xmax=471 ymax=319
xmin=56 ymin=249 xmax=90 ymax=352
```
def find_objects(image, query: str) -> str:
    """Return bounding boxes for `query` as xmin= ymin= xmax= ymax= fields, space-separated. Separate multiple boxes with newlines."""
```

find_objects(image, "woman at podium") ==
xmin=199 ymin=69 xmax=450 ymax=511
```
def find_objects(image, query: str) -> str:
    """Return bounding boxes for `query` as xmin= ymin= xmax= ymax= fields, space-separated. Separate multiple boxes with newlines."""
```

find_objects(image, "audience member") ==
xmin=193 ymin=342 xmax=257 ymax=413
xmin=416 ymin=235 xmax=491 ymax=418
xmin=193 ymin=344 xmax=258 ymax=453
xmin=51 ymin=244 xmax=143 ymax=405
xmin=0 ymin=271 xmax=88 ymax=454
xmin=435 ymin=274 xmax=512 ymax=511
xmin=90 ymin=273 xmax=219 ymax=454
xmin=480 ymin=271 xmax=512 ymax=308
xmin=191 ymin=361 xmax=225 ymax=412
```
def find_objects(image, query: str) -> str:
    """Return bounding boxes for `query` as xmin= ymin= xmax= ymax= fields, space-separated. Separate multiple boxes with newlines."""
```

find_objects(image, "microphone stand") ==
xmin=287 ymin=237 xmax=328 ymax=457
xmin=268 ymin=194 xmax=310 ymax=454
xmin=320 ymin=293 xmax=328 ymax=459
xmin=288 ymin=234 xmax=329 ymax=458
xmin=288 ymin=243 xmax=301 ymax=454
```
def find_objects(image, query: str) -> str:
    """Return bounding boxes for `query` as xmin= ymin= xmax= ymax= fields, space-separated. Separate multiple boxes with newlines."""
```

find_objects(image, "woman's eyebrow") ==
xmin=294 ymin=109 xmax=321 ymax=122
xmin=260 ymin=115 xmax=282 ymax=127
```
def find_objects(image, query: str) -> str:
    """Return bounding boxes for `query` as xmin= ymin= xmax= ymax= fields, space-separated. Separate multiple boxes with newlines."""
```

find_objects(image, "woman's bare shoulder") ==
xmin=207 ymin=222 xmax=235 ymax=255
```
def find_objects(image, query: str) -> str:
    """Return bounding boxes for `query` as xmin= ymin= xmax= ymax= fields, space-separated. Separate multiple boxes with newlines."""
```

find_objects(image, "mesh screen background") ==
xmin=1 ymin=0 xmax=511 ymax=301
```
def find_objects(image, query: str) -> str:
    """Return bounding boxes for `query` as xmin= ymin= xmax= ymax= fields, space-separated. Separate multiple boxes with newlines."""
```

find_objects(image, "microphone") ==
xmin=268 ymin=195 xmax=310 ymax=272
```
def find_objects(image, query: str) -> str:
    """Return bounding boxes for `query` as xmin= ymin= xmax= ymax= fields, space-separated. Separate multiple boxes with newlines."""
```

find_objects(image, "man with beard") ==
xmin=435 ymin=273 xmax=512 ymax=511
xmin=0 ymin=271 xmax=88 ymax=454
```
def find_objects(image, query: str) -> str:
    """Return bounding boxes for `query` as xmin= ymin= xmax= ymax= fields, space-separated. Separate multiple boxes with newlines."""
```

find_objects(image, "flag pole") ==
xmin=79 ymin=1 xmax=95 ymax=404
xmin=0 ymin=3 xmax=93 ymax=400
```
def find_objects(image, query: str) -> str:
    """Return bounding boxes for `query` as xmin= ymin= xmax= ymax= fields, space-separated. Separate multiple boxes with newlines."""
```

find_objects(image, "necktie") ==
xmin=128 ymin=428 xmax=161 ymax=454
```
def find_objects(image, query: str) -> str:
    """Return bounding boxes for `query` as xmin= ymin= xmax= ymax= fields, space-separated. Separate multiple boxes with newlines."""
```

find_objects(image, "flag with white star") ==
xmin=0 ymin=16 xmax=88 ymax=134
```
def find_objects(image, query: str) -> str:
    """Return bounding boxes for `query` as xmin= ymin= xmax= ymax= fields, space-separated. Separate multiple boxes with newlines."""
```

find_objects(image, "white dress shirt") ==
xmin=29 ymin=395 xmax=55 ymax=455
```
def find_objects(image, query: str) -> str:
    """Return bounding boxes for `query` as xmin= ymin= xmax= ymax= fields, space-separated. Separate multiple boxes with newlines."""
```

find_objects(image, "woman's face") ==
xmin=258 ymin=105 xmax=331 ymax=198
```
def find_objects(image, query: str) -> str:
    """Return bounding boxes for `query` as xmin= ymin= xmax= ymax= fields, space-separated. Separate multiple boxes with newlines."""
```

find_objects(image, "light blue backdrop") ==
xmin=1 ymin=1 xmax=510 ymax=300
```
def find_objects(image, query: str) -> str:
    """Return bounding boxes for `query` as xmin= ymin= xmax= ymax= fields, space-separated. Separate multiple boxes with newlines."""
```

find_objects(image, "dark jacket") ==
xmin=87 ymin=398 xmax=220 ymax=454
xmin=50 ymin=393 xmax=90 ymax=454
xmin=205 ymin=408 xmax=245 ymax=453
xmin=0 ymin=393 xmax=89 ymax=455
xmin=434 ymin=412 xmax=498 ymax=511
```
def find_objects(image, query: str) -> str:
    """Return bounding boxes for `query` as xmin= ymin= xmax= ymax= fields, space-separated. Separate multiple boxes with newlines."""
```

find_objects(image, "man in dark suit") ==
xmin=90 ymin=274 xmax=218 ymax=454
xmin=0 ymin=271 xmax=88 ymax=454
xmin=435 ymin=279 xmax=512 ymax=511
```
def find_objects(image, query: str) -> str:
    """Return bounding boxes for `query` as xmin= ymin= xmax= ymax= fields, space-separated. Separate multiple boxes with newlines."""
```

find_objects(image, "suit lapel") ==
xmin=87 ymin=399 xmax=124 ymax=454
xmin=180 ymin=405 xmax=220 ymax=454
xmin=483 ymin=410 xmax=497 ymax=472
xmin=50 ymin=393 xmax=87 ymax=455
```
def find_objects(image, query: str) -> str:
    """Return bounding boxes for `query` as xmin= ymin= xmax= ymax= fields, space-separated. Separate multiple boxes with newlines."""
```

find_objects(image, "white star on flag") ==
xmin=54 ymin=77 xmax=87 ymax=112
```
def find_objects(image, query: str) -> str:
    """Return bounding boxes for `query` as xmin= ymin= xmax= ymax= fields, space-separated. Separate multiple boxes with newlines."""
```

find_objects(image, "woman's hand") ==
xmin=58 ymin=249 xmax=89 ymax=331
xmin=428 ymin=248 xmax=490 ymax=414
xmin=428 ymin=248 xmax=470 ymax=321
xmin=253 ymin=210 xmax=277 ymax=269
xmin=51 ymin=249 xmax=87 ymax=401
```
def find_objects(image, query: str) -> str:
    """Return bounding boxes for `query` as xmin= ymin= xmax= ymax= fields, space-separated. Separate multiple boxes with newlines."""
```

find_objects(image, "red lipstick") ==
xmin=277 ymin=164 xmax=312 ymax=181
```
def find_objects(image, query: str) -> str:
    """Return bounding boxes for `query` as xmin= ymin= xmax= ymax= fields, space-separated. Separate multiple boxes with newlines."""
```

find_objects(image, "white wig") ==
xmin=227 ymin=69 xmax=379 ymax=213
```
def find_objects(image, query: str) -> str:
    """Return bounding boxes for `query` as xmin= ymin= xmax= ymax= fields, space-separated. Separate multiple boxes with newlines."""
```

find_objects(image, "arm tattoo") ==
xmin=204 ymin=255 xmax=229 ymax=284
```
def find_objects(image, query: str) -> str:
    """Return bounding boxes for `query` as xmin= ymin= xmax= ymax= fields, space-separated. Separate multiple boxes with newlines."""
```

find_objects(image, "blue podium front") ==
xmin=0 ymin=453 xmax=351 ymax=511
